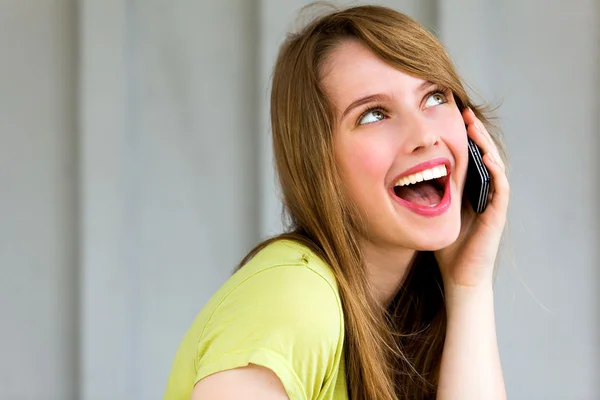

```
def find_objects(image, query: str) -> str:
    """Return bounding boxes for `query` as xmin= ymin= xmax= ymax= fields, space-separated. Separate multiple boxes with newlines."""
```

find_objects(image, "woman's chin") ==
xmin=412 ymin=224 xmax=461 ymax=251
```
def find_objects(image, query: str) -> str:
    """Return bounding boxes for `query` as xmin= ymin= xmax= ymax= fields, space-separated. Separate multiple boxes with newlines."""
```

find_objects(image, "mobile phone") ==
xmin=465 ymin=138 xmax=490 ymax=213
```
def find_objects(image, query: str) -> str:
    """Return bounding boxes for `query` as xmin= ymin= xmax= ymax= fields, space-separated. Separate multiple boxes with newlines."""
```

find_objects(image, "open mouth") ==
xmin=392 ymin=165 xmax=449 ymax=207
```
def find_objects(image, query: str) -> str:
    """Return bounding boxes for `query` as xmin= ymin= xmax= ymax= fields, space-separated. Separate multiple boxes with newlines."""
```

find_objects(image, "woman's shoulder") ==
xmin=207 ymin=239 xmax=342 ymax=323
xmin=165 ymin=239 xmax=346 ymax=400
xmin=197 ymin=238 xmax=344 ymax=339
xmin=194 ymin=239 xmax=345 ymax=398
xmin=235 ymin=238 xmax=339 ymax=294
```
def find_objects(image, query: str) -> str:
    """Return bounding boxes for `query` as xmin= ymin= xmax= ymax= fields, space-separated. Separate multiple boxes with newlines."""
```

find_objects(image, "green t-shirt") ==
xmin=163 ymin=239 xmax=348 ymax=400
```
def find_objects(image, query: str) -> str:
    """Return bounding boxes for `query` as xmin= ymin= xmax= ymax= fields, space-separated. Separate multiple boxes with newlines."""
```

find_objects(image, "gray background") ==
xmin=0 ymin=0 xmax=598 ymax=399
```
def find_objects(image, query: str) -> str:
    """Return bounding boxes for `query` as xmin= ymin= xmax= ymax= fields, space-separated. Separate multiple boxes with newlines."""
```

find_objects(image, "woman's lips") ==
xmin=389 ymin=170 xmax=452 ymax=217
xmin=392 ymin=157 xmax=451 ymax=183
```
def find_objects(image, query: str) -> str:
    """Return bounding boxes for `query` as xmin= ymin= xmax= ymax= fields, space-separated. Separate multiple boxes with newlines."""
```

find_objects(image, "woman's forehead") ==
xmin=321 ymin=40 xmax=429 ymax=109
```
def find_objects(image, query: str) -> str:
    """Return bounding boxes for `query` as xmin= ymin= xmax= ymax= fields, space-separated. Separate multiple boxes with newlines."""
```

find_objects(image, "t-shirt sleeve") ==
xmin=194 ymin=264 xmax=343 ymax=400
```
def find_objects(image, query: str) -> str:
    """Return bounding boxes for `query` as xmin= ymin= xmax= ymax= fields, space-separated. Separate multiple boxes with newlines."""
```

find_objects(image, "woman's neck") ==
xmin=360 ymin=240 xmax=418 ymax=306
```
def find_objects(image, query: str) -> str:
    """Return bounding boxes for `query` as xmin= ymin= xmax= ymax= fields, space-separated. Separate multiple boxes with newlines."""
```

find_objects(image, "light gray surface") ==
xmin=0 ymin=0 xmax=598 ymax=399
xmin=0 ymin=1 xmax=78 ymax=399
xmin=487 ymin=2 xmax=600 ymax=397
xmin=79 ymin=1 xmax=259 ymax=399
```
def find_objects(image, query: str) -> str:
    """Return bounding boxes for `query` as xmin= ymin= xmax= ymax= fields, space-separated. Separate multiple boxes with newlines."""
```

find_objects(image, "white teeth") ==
xmin=432 ymin=166 xmax=443 ymax=179
xmin=394 ymin=165 xmax=447 ymax=187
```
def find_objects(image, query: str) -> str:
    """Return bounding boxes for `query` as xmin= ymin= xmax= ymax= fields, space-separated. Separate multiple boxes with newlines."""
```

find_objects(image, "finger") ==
xmin=466 ymin=123 xmax=504 ymax=172
xmin=476 ymin=122 xmax=500 ymax=160
xmin=475 ymin=127 xmax=504 ymax=173
xmin=464 ymin=110 xmax=505 ymax=172
xmin=461 ymin=107 xmax=480 ymax=129
xmin=463 ymin=108 xmax=495 ymax=147
xmin=462 ymin=107 xmax=489 ymax=133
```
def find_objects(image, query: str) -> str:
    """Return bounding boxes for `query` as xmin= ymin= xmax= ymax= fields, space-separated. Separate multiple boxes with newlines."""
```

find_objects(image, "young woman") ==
xmin=164 ymin=4 xmax=509 ymax=400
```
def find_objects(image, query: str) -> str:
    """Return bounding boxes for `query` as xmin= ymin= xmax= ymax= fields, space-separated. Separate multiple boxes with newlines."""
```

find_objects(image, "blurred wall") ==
xmin=0 ymin=1 xmax=78 ymax=399
xmin=1 ymin=0 xmax=598 ymax=399
xmin=79 ymin=1 xmax=260 ymax=398
xmin=440 ymin=0 xmax=600 ymax=396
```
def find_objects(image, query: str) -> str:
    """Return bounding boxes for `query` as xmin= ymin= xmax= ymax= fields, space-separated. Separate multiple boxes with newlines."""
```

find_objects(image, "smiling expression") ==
xmin=322 ymin=39 xmax=469 ymax=251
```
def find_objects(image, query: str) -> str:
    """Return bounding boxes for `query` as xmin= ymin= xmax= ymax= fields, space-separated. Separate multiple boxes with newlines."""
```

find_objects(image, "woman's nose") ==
xmin=399 ymin=115 xmax=440 ymax=153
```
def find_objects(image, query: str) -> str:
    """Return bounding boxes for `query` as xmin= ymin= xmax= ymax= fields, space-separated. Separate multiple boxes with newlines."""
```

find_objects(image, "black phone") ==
xmin=465 ymin=138 xmax=490 ymax=213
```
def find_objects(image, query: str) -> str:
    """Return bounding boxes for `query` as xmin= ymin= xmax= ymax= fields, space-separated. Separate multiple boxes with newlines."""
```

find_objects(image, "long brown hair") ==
xmin=239 ymin=4 xmax=505 ymax=399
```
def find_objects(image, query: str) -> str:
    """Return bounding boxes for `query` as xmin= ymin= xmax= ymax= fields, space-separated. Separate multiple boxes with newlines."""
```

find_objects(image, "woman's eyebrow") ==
xmin=417 ymin=80 xmax=436 ymax=92
xmin=339 ymin=81 xmax=437 ymax=121
xmin=340 ymin=93 xmax=391 ymax=121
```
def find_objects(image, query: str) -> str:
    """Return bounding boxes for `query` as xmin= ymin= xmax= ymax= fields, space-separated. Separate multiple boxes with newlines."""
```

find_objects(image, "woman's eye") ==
xmin=424 ymin=92 xmax=447 ymax=108
xmin=358 ymin=109 xmax=386 ymax=125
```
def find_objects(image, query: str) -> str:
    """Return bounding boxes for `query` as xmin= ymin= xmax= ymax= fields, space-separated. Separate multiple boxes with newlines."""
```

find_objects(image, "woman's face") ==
xmin=322 ymin=39 xmax=469 ymax=251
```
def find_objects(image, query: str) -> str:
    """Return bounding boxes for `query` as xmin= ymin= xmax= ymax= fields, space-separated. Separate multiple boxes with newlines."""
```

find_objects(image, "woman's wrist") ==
xmin=443 ymin=279 xmax=495 ymax=313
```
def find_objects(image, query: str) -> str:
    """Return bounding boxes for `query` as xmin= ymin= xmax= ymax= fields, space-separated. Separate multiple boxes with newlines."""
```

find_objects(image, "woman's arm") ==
xmin=191 ymin=364 xmax=289 ymax=400
xmin=436 ymin=285 xmax=506 ymax=399
xmin=434 ymin=108 xmax=509 ymax=399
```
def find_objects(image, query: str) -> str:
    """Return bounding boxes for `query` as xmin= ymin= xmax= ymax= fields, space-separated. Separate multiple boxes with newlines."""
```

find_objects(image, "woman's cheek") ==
xmin=451 ymin=141 xmax=469 ymax=191
xmin=442 ymin=116 xmax=469 ymax=165
xmin=351 ymin=136 xmax=396 ymax=177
